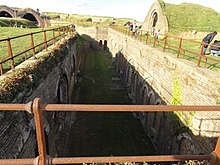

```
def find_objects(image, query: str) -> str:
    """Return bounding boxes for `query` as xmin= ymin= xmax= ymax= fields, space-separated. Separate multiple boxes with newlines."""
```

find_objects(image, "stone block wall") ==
xmin=0 ymin=34 xmax=89 ymax=158
xmin=108 ymin=28 xmax=220 ymax=155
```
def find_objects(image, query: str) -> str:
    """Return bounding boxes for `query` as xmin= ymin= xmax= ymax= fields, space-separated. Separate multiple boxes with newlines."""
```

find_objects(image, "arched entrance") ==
xmin=151 ymin=10 xmax=158 ymax=34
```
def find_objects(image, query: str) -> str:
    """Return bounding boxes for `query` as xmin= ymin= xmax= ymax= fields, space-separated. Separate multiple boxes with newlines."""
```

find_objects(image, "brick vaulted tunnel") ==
xmin=0 ymin=25 xmax=220 ymax=163
xmin=0 ymin=5 xmax=44 ymax=27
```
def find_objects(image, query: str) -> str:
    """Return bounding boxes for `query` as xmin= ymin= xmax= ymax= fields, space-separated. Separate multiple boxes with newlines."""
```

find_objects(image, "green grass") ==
xmin=0 ymin=27 xmax=62 ymax=73
xmin=0 ymin=17 xmax=38 ymax=28
xmin=43 ymin=12 xmax=140 ymax=27
xmin=136 ymin=32 xmax=220 ymax=72
xmin=165 ymin=2 xmax=220 ymax=32
xmin=67 ymin=49 xmax=155 ymax=157
xmin=78 ymin=50 xmax=131 ymax=104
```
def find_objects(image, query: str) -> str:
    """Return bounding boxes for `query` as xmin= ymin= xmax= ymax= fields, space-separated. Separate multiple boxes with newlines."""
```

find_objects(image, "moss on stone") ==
xmin=0 ymin=37 xmax=75 ymax=103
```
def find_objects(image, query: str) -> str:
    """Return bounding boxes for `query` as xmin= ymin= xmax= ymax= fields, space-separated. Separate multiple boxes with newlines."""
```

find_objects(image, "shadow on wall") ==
xmin=80 ymin=34 xmax=108 ymax=52
xmin=112 ymin=50 xmax=217 ymax=161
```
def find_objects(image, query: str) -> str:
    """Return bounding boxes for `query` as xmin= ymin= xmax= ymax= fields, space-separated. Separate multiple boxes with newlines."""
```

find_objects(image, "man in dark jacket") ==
xmin=209 ymin=40 xmax=220 ymax=56
xmin=202 ymin=31 xmax=217 ymax=55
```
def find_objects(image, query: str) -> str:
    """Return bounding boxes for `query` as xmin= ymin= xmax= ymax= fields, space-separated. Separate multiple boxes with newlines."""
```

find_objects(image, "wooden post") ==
xmin=30 ymin=33 xmax=35 ymax=57
xmin=7 ymin=38 xmax=15 ymax=70
xmin=177 ymin=38 xmax=183 ymax=58
xmin=44 ymin=31 xmax=48 ymax=51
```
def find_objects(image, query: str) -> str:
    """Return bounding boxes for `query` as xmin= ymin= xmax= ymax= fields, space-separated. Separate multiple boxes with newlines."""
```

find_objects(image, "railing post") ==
xmin=163 ymin=35 xmax=167 ymax=52
xmin=0 ymin=63 xmax=3 ymax=76
xmin=30 ymin=33 xmax=35 ymax=57
xmin=58 ymin=27 xmax=61 ymax=36
xmin=177 ymin=38 xmax=183 ymax=58
xmin=33 ymin=98 xmax=47 ymax=165
xmin=7 ymin=38 xmax=15 ymax=70
xmin=52 ymin=29 xmax=56 ymax=44
xmin=212 ymin=137 xmax=220 ymax=164
xmin=146 ymin=32 xmax=149 ymax=44
xmin=140 ymin=30 xmax=143 ymax=42
xmin=198 ymin=42 xmax=204 ymax=67
xmin=44 ymin=31 xmax=48 ymax=51
xmin=153 ymin=35 xmax=157 ymax=47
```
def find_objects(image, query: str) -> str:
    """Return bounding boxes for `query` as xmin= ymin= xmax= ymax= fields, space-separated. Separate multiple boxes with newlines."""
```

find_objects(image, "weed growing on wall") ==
xmin=171 ymin=78 xmax=181 ymax=106
xmin=0 ymin=38 xmax=73 ymax=103
xmin=171 ymin=78 xmax=195 ymax=127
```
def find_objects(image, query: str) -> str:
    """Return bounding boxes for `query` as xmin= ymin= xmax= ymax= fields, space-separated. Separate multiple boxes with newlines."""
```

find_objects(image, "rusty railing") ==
xmin=111 ymin=25 xmax=220 ymax=70
xmin=0 ymin=25 xmax=75 ymax=76
xmin=0 ymin=98 xmax=220 ymax=164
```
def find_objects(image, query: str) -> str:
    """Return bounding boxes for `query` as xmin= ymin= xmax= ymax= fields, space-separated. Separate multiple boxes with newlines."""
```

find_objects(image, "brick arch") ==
xmin=0 ymin=5 xmax=16 ymax=18
xmin=17 ymin=8 xmax=43 ymax=27
xmin=56 ymin=74 xmax=69 ymax=104
xmin=148 ymin=90 xmax=156 ymax=105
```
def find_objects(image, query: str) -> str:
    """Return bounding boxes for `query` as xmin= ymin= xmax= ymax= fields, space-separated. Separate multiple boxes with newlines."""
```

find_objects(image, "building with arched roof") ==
xmin=142 ymin=0 xmax=168 ymax=34
xmin=0 ymin=5 xmax=45 ymax=27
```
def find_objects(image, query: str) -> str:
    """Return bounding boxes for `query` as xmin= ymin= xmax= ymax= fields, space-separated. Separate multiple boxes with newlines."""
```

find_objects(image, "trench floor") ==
xmin=65 ymin=50 xmax=155 ymax=157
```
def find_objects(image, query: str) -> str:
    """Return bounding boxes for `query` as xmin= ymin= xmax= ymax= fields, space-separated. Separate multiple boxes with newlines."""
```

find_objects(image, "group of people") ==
xmin=125 ymin=21 xmax=140 ymax=36
xmin=202 ymin=31 xmax=220 ymax=56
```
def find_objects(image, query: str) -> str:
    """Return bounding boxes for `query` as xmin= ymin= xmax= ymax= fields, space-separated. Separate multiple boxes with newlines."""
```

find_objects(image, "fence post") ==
xmin=140 ymin=30 xmax=143 ymax=42
xmin=7 ymin=38 xmax=15 ymax=70
xmin=30 ymin=33 xmax=35 ymax=57
xmin=177 ymin=38 xmax=183 ymax=58
xmin=52 ymin=29 xmax=56 ymax=44
xmin=0 ymin=63 xmax=3 ymax=76
xmin=163 ymin=35 xmax=167 ymax=52
xmin=153 ymin=35 xmax=157 ymax=47
xmin=197 ymin=42 xmax=204 ymax=67
xmin=146 ymin=32 xmax=149 ymax=44
xmin=213 ymin=137 xmax=220 ymax=164
xmin=44 ymin=31 xmax=48 ymax=51
xmin=33 ymin=98 xmax=47 ymax=165
xmin=58 ymin=27 xmax=61 ymax=36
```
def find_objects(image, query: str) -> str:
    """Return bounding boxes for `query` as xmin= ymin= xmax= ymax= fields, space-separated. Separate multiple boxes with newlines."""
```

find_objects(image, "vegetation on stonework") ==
xmin=76 ymin=35 xmax=86 ymax=50
xmin=0 ymin=39 xmax=71 ymax=103
xmin=165 ymin=3 xmax=220 ymax=32
xmin=78 ymin=50 xmax=131 ymax=104
xmin=171 ymin=78 xmax=181 ymax=106
xmin=171 ymin=78 xmax=195 ymax=128
xmin=157 ymin=0 xmax=166 ymax=14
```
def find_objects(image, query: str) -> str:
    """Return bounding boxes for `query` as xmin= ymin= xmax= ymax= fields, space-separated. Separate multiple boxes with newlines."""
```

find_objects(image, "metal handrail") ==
xmin=0 ymin=98 xmax=220 ymax=165
xmin=110 ymin=25 xmax=220 ymax=69
xmin=0 ymin=25 xmax=75 ymax=75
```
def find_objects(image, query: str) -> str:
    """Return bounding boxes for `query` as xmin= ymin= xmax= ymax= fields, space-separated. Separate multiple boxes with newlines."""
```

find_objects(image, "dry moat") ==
xmin=63 ymin=50 xmax=155 ymax=157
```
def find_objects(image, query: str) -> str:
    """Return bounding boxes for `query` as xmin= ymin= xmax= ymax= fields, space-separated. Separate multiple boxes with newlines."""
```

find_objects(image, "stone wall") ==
xmin=0 ymin=34 xmax=89 ymax=158
xmin=142 ymin=0 xmax=168 ymax=34
xmin=108 ymin=28 xmax=220 ymax=155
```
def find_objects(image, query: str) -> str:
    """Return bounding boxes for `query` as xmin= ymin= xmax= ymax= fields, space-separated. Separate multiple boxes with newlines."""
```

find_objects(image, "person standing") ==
xmin=209 ymin=40 xmax=220 ymax=56
xmin=132 ymin=22 xmax=137 ymax=36
xmin=156 ymin=30 xmax=160 ymax=40
xmin=201 ymin=31 xmax=217 ymax=55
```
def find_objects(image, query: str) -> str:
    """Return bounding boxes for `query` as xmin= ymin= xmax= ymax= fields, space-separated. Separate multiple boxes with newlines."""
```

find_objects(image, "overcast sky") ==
xmin=0 ymin=0 xmax=220 ymax=22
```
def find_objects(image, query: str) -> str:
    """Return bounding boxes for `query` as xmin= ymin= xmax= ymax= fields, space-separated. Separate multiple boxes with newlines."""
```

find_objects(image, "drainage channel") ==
xmin=65 ymin=50 xmax=155 ymax=157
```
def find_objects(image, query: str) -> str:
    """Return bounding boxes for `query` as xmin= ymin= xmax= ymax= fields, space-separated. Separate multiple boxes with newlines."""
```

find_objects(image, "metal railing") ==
xmin=0 ymin=98 xmax=220 ymax=164
xmin=111 ymin=26 xmax=220 ymax=70
xmin=0 ymin=25 xmax=75 ymax=76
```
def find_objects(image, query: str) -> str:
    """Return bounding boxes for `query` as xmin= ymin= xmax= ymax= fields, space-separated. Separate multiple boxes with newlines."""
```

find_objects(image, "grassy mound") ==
xmin=0 ymin=17 xmax=38 ymax=28
xmin=165 ymin=2 xmax=220 ymax=32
